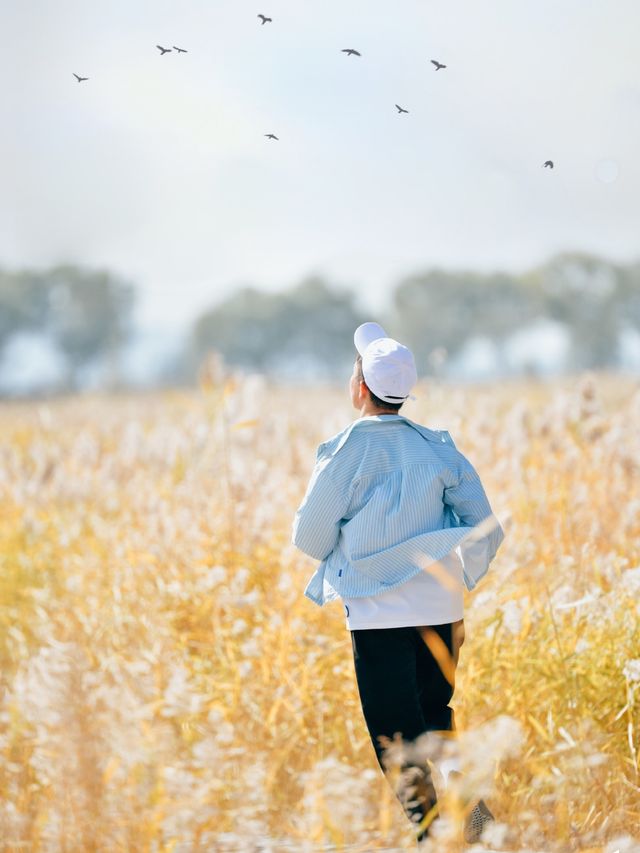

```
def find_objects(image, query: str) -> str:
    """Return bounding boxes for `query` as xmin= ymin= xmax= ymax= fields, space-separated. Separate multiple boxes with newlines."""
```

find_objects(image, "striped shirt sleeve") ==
xmin=291 ymin=456 xmax=350 ymax=561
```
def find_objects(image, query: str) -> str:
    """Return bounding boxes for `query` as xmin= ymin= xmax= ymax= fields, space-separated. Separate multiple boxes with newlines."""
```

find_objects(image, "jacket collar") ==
xmin=321 ymin=414 xmax=452 ymax=461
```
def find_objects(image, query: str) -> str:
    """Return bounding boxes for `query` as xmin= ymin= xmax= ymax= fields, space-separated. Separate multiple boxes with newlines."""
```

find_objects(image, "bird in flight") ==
xmin=342 ymin=48 xmax=361 ymax=57
xmin=543 ymin=160 xmax=554 ymax=168
xmin=395 ymin=104 xmax=409 ymax=114
xmin=430 ymin=59 xmax=446 ymax=70
xmin=73 ymin=73 xmax=89 ymax=82
xmin=156 ymin=45 xmax=172 ymax=55
xmin=265 ymin=133 xmax=279 ymax=140
xmin=173 ymin=46 xmax=188 ymax=53
xmin=258 ymin=14 xmax=272 ymax=25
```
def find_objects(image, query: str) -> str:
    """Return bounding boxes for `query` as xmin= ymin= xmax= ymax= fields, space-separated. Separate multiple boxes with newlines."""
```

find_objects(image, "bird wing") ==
xmin=73 ymin=73 xmax=80 ymax=80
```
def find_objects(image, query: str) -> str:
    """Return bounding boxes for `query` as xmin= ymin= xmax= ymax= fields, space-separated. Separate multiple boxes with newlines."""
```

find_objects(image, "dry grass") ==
xmin=0 ymin=368 xmax=639 ymax=852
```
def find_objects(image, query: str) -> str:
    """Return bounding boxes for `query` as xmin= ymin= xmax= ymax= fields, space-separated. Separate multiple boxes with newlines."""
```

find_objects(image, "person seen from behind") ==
xmin=291 ymin=322 xmax=505 ymax=848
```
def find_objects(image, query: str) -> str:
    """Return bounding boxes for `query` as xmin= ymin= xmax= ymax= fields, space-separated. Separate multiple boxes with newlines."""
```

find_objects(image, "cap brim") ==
xmin=354 ymin=322 xmax=387 ymax=355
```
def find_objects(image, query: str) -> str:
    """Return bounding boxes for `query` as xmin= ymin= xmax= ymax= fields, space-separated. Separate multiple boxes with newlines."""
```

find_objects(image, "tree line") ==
xmin=186 ymin=251 xmax=640 ymax=378
xmin=1 ymin=251 xmax=639 ymax=396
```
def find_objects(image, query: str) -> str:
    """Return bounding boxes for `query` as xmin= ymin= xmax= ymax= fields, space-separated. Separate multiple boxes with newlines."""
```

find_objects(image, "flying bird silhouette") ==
xmin=156 ymin=45 xmax=172 ymax=55
xmin=395 ymin=104 xmax=409 ymax=114
xmin=342 ymin=48 xmax=361 ymax=56
xmin=430 ymin=59 xmax=446 ymax=70
xmin=173 ymin=46 xmax=188 ymax=53
xmin=257 ymin=14 xmax=272 ymax=24
xmin=543 ymin=160 xmax=554 ymax=168
xmin=73 ymin=73 xmax=89 ymax=82
xmin=265 ymin=133 xmax=279 ymax=140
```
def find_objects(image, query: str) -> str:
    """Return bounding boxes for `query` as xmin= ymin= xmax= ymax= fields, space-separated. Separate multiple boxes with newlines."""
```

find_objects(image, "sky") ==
xmin=3 ymin=0 xmax=640 ymax=338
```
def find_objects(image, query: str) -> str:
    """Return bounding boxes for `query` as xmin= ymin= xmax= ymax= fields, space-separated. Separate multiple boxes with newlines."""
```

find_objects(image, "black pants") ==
xmin=350 ymin=622 xmax=460 ymax=842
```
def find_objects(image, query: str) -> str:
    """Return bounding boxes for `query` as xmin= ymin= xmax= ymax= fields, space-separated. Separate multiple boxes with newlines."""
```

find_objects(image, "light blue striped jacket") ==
xmin=291 ymin=414 xmax=505 ymax=607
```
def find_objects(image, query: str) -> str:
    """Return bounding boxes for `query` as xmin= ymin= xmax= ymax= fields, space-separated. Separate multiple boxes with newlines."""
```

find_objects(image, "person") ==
xmin=291 ymin=322 xmax=505 ymax=847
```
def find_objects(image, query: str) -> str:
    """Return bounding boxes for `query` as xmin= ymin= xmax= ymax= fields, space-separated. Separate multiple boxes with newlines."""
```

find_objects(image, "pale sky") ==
xmin=3 ymin=0 xmax=639 ymax=335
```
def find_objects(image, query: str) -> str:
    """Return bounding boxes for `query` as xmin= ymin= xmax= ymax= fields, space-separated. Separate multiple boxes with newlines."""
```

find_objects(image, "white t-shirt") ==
xmin=343 ymin=551 xmax=464 ymax=630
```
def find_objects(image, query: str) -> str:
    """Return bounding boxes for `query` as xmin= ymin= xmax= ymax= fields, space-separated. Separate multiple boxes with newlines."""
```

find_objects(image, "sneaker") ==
xmin=463 ymin=797 xmax=495 ymax=844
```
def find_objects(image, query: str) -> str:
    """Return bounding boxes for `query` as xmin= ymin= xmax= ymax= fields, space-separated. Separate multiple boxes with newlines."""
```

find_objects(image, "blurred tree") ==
xmin=190 ymin=276 xmax=368 ymax=380
xmin=45 ymin=265 xmax=136 ymax=391
xmin=391 ymin=253 xmax=640 ymax=375
xmin=389 ymin=268 xmax=530 ymax=372
xmin=0 ymin=264 xmax=136 ymax=394
xmin=0 ymin=268 xmax=50 ymax=354
xmin=526 ymin=252 xmax=626 ymax=370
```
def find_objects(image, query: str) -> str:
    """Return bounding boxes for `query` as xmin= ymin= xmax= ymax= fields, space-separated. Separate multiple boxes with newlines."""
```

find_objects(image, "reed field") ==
xmin=0 ymin=367 xmax=639 ymax=853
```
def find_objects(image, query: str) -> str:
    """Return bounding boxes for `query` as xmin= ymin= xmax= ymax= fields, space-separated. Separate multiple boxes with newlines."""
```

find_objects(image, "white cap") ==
xmin=353 ymin=322 xmax=418 ymax=404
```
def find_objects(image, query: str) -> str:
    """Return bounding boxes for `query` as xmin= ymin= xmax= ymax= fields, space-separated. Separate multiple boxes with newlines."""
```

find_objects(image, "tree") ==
xmin=390 ymin=268 xmax=530 ymax=372
xmin=526 ymin=252 xmax=624 ymax=370
xmin=0 ymin=268 xmax=50 ymax=355
xmin=190 ymin=276 xmax=369 ymax=379
xmin=0 ymin=264 xmax=136 ymax=394
xmin=44 ymin=265 xmax=136 ymax=391
xmin=391 ymin=253 xmax=640 ymax=375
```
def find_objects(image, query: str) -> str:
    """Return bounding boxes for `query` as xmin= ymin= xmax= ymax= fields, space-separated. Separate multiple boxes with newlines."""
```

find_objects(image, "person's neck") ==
xmin=359 ymin=406 xmax=400 ymax=418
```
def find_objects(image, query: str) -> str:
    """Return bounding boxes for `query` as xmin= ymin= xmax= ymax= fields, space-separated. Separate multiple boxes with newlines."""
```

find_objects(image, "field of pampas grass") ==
xmin=1 ymin=367 xmax=639 ymax=853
